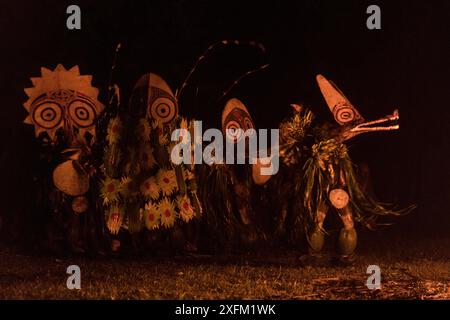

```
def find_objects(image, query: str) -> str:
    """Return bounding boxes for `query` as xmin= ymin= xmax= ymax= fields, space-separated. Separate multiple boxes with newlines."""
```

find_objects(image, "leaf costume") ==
xmin=263 ymin=75 xmax=414 ymax=262
xmin=100 ymin=73 xmax=202 ymax=247
xmin=23 ymin=64 xmax=108 ymax=253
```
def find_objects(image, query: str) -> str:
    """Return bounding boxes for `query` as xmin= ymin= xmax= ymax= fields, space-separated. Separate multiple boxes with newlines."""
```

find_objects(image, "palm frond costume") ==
xmin=263 ymin=75 xmax=414 ymax=261
xmin=100 ymin=73 xmax=202 ymax=251
xmin=22 ymin=64 xmax=108 ymax=253
xmin=198 ymin=98 xmax=259 ymax=251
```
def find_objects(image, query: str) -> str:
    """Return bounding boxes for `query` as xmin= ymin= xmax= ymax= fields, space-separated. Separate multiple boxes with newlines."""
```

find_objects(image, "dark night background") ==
xmin=0 ymin=0 xmax=448 ymax=246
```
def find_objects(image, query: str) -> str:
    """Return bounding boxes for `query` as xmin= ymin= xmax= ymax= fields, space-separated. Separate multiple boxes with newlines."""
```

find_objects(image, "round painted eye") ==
xmin=225 ymin=120 xmax=243 ymax=142
xmin=148 ymin=97 xmax=177 ymax=124
xmin=68 ymin=100 xmax=96 ymax=128
xmin=334 ymin=103 xmax=356 ymax=124
xmin=32 ymin=102 xmax=63 ymax=129
xmin=243 ymin=117 xmax=254 ymax=131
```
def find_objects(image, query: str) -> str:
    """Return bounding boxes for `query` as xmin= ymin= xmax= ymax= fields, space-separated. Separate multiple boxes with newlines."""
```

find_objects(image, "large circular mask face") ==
xmin=68 ymin=99 xmax=97 ymax=128
xmin=23 ymin=65 xmax=104 ymax=142
xmin=32 ymin=102 xmax=63 ymax=130
xmin=222 ymin=100 xmax=255 ymax=144
xmin=28 ymin=90 xmax=99 ymax=141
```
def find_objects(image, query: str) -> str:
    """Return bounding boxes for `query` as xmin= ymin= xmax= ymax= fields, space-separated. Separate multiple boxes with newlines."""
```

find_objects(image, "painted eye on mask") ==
xmin=148 ymin=97 xmax=177 ymax=124
xmin=222 ymin=98 xmax=255 ymax=144
xmin=224 ymin=120 xmax=243 ymax=142
xmin=225 ymin=116 xmax=254 ymax=142
xmin=333 ymin=102 xmax=357 ymax=124
xmin=243 ymin=117 xmax=254 ymax=131
xmin=68 ymin=99 xmax=97 ymax=128
xmin=32 ymin=102 xmax=63 ymax=129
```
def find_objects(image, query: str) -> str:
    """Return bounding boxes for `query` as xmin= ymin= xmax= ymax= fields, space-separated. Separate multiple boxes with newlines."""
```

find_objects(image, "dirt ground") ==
xmin=0 ymin=234 xmax=449 ymax=300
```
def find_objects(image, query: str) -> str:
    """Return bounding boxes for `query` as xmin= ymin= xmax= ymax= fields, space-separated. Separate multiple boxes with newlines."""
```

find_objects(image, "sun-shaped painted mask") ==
xmin=23 ymin=64 xmax=104 ymax=142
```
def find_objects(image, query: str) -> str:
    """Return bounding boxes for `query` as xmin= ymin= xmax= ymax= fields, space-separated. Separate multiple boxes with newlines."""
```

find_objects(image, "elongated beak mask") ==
xmin=316 ymin=74 xmax=400 ymax=142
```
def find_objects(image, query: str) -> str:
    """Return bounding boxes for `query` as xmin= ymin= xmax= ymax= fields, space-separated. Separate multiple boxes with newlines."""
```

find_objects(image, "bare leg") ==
xmin=308 ymin=202 xmax=328 ymax=253
xmin=340 ymin=205 xmax=354 ymax=230
xmin=316 ymin=202 xmax=328 ymax=229
xmin=275 ymin=204 xmax=287 ymax=236
xmin=234 ymin=183 xmax=251 ymax=225
xmin=338 ymin=205 xmax=357 ymax=258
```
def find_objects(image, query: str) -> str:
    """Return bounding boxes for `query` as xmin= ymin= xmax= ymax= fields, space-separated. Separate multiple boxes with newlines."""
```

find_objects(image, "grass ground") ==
xmin=0 ymin=234 xmax=449 ymax=300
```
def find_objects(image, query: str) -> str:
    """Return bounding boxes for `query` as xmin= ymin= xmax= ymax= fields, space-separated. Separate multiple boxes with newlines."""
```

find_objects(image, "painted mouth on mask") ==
xmin=350 ymin=109 xmax=399 ymax=134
